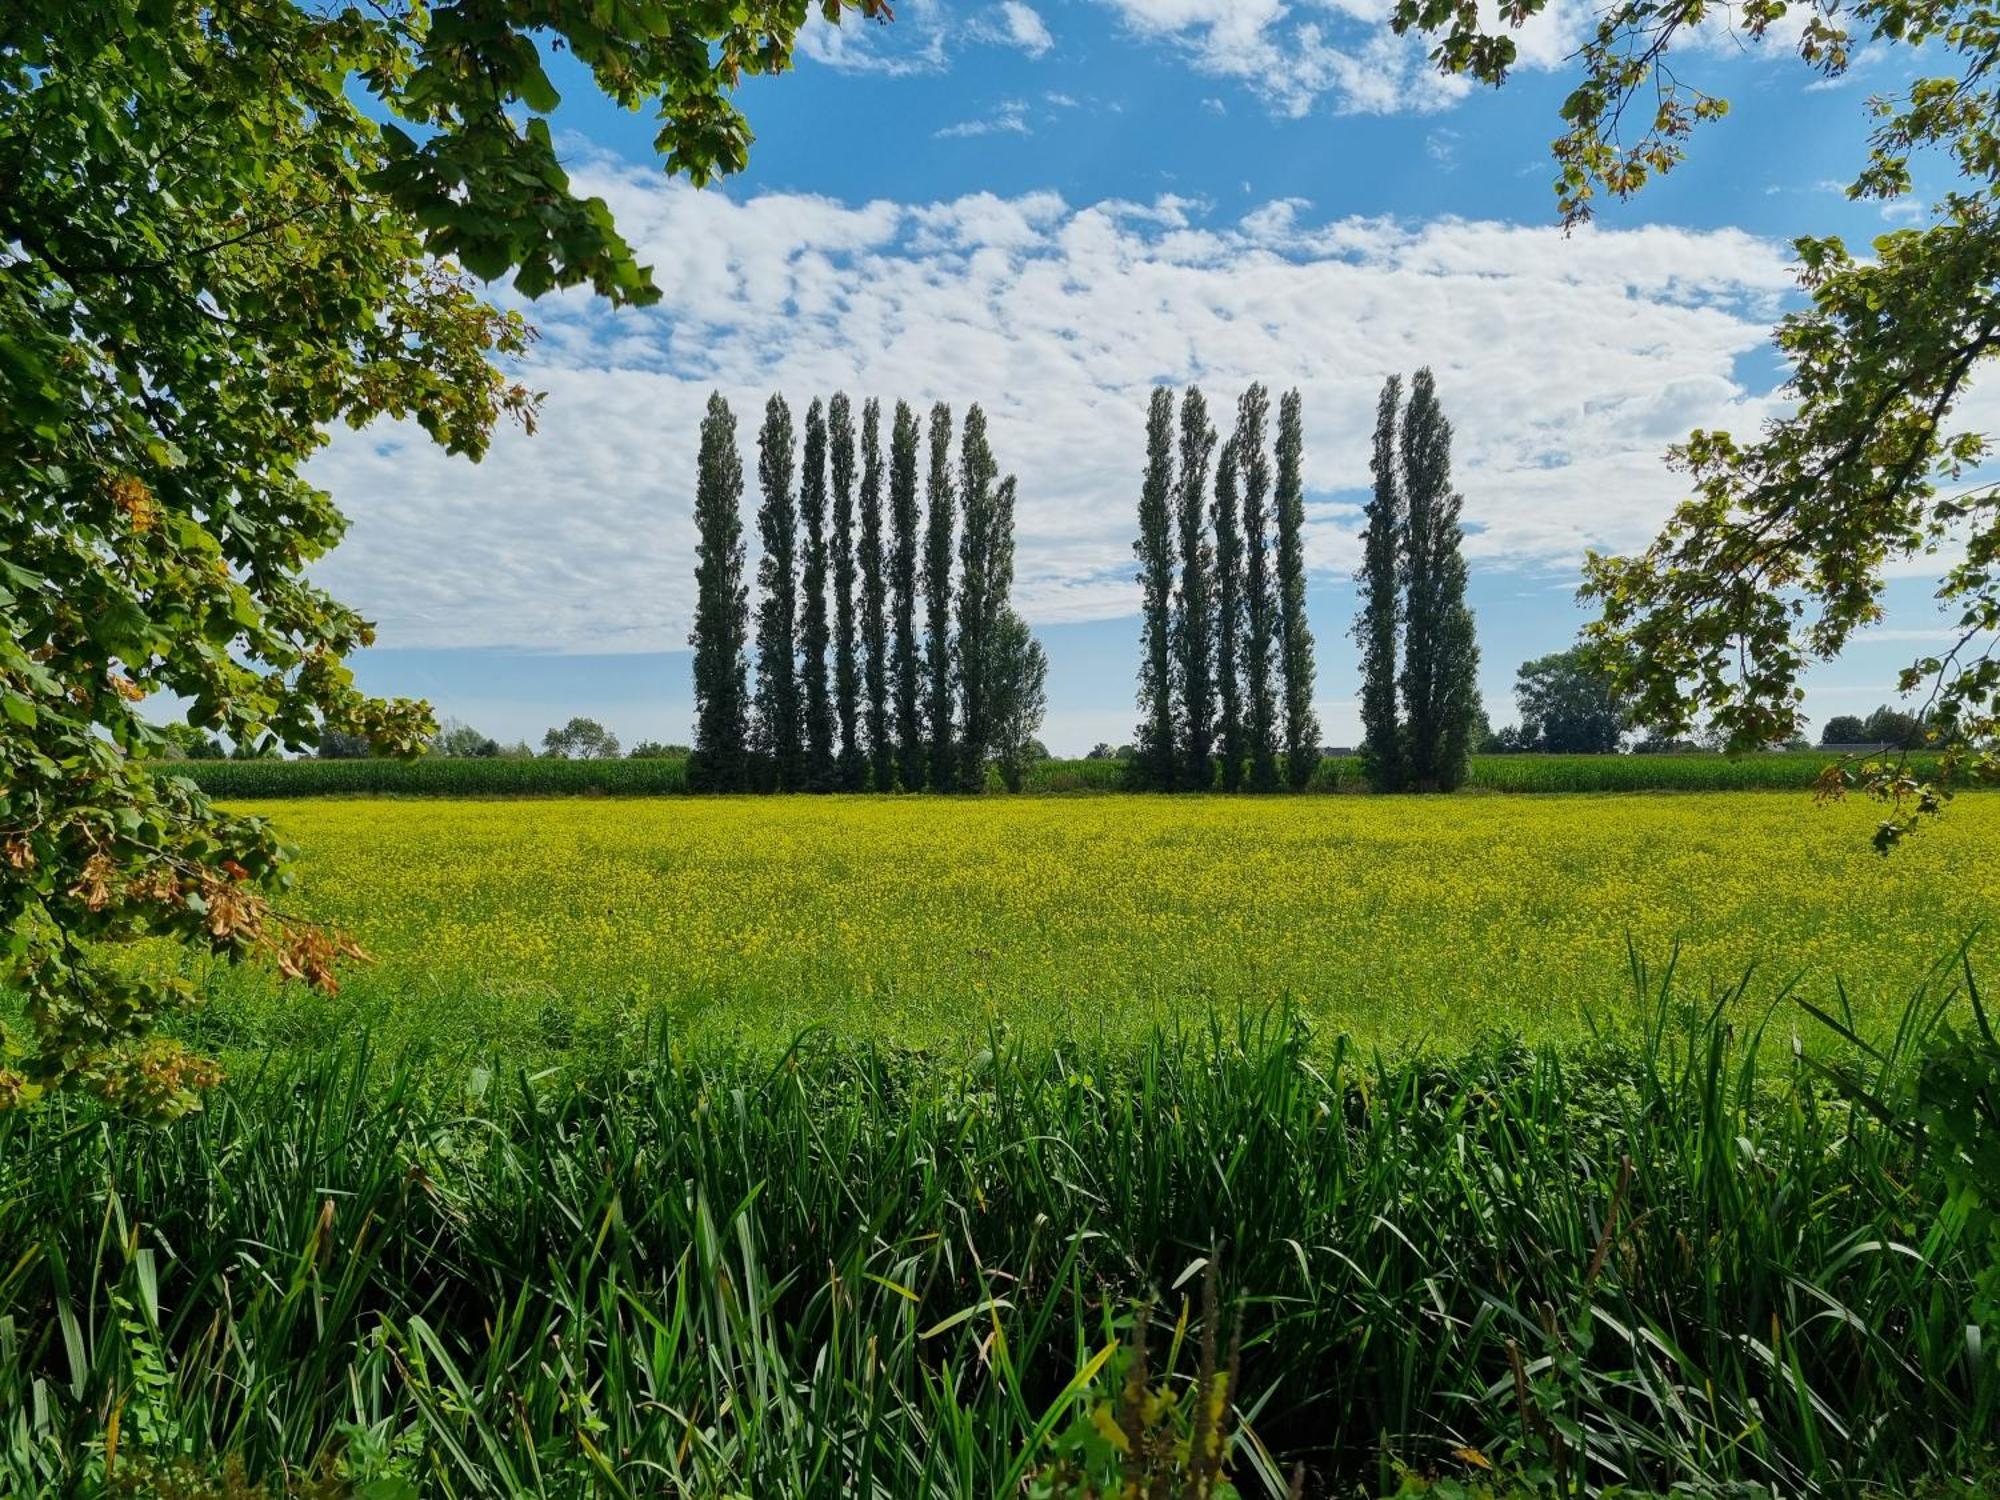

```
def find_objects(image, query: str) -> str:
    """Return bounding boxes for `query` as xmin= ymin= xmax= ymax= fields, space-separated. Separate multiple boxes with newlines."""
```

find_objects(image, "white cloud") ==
xmin=908 ymin=190 xmax=1069 ymax=249
xmin=1089 ymin=0 xmax=1488 ymax=115
xmin=796 ymin=3 xmax=949 ymax=75
xmin=936 ymin=99 xmax=1034 ymax=138
xmin=808 ymin=0 xmax=1839 ymax=120
xmin=969 ymin=0 xmax=1055 ymax=55
xmin=1006 ymin=0 xmax=1056 ymax=52
xmin=799 ymin=0 xmax=1053 ymax=73
xmin=1088 ymin=0 xmax=1832 ymax=117
xmin=308 ymin=169 xmax=1798 ymax=653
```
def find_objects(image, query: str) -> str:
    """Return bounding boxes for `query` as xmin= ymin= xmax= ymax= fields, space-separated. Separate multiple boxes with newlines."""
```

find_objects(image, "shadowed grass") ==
xmin=1 ymin=955 xmax=1992 ymax=1497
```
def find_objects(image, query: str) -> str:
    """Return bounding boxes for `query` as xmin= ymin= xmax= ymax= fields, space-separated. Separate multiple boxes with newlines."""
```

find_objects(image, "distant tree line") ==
xmin=690 ymin=391 xmax=1049 ymax=792
xmin=1132 ymin=384 xmax=1321 ymax=791
xmin=1483 ymin=647 xmax=1626 ymax=755
xmin=1126 ymin=375 xmax=1490 ymax=794
xmin=440 ymin=716 xmax=679 ymax=761
xmin=1472 ymin=647 xmax=1932 ymax=756
xmin=1821 ymin=705 xmax=1930 ymax=750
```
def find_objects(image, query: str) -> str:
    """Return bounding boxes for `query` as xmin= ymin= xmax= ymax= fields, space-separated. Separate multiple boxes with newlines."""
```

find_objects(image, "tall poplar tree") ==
xmin=989 ymin=604 xmax=1048 ymax=793
xmin=1274 ymin=388 xmax=1319 ymax=790
xmin=689 ymin=392 xmax=749 ymax=791
xmin=889 ymin=401 xmax=924 ymax=791
xmin=830 ymin=392 xmax=866 ymax=790
xmin=1236 ymin=383 xmax=1279 ymax=792
xmin=1399 ymin=368 xmax=1481 ymax=792
xmin=1133 ymin=387 xmax=1179 ymax=790
xmin=799 ymin=397 xmax=834 ymax=789
xmin=1211 ymin=436 xmax=1246 ymax=793
xmin=859 ymin=398 xmax=892 ymax=792
xmin=1355 ymin=376 xmax=1404 ymax=793
xmin=956 ymin=404 xmax=1001 ymax=788
xmin=923 ymin=402 xmax=957 ymax=791
xmin=1174 ymin=388 xmax=1218 ymax=789
xmin=992 ymin=476 xmax=1018 ymax=632
xmin=754 ymin=395 xmax=802 ymax=790
xmin=1436 ymin=520 xmax=1482 ymax=787
xmin=971 ymin=469 xmax=1026 ymax=787
xmin=974 ymin=474 xmax=1042 ymax=791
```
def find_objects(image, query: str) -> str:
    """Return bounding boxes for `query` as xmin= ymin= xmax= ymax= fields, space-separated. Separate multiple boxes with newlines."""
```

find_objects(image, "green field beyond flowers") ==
xmin=162 ymin=748 xmax=1951 ymax=799
xmin=174 ymin=789 xmax=2000 ymax=1061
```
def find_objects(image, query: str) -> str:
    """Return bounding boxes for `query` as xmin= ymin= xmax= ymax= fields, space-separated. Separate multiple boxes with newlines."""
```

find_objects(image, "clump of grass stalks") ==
xmin=0 ymin=960 xmax=1992 ymax=1498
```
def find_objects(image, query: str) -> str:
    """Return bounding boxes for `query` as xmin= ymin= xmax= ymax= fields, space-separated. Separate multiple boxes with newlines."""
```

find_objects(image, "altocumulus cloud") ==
xmin=796 ymin=0 xmax=1055 ymax=74
xmin=1085 ymin=0 xmax=1808 ymax=118
xmin=307 ymin=165 xmax=1797 ymax=654
xmin=1087 ymin=0 xmax=1581 ymax=117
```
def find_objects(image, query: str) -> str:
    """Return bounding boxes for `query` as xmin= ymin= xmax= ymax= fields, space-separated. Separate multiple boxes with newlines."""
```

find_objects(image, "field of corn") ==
xmin=155 ymin=749 xmax=1953 ymax=800
xmin=5 ymin=790 xmax=1998 ymax=1497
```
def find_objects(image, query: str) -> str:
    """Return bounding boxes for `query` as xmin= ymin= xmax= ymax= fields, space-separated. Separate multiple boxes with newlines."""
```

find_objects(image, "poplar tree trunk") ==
xmin=1174 ymin=388 xmax=1218 ymax=790
xmin=1275 ymin=388 xmax=1319 ymax=791
xmin=1355 ymin=376 xmax=1404 ymax=793
xmin=830 ymin=392 xmax=866 ymax=790
xmin=690 ymin=391 xmax=749 ymax=791
xmin=889 ymin=401 xmax=925 ymax=791
xmin=956 ymin=405 xmax=1000 ymax=789
xmin=1133 ymin=387 xmax=1179 ymax=790
xmin=923 ymin=402 xmax=957 ymax=791
xmin=1236 ymin=383 xmax=1279 ymax=792
xmin=800 ymin=397 xmax=835 ymax=789
xmin=968 ymin=468 xmax=1023 ymax=790
xmin=859 ymin=398 xmax=892 ymax=792
xmin=1211 ymin=436 xmax=1246 ymax=792
xmin=754 ymin=395 xmax=802 ymax=791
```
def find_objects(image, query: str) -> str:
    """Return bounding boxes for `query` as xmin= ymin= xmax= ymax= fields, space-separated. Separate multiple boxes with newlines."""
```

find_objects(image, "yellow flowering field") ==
xmin=193 ymin=791 xmax=2000 ymax=1056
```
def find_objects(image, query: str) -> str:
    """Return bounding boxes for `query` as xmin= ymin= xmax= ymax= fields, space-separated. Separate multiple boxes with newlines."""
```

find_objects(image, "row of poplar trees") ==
xmin=1355 ymin=368 xmax=1481 ymax=792
xmin=1132 ymin=372 xmax=1481 ymax=794
xmin=688 ymin=391 xmax=1049 ymax=793
xmin=1133 ymin=383 xmax=1321 ymax=791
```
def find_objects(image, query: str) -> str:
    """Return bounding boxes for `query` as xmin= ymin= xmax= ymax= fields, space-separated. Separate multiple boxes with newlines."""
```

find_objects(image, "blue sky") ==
xmin=311 ymin=0 xmax=1968 ymax=753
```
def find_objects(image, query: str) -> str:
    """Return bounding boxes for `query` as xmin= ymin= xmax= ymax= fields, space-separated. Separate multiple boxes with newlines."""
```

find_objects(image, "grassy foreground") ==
xmin=169 ymin=792 xmax=2000 ymax=1060
xmin=2 ymin=969 xmax=1994 ymax=1498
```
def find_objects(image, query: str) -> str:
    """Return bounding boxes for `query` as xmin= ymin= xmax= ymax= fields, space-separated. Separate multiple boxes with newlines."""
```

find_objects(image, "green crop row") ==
xmin=1456 ymin=750 xmax=1949 ymax=792
xmin=156 ymin=754 xmax=693 ymax=798
xmin=156 ymin=749 xmax=1958 ymax=799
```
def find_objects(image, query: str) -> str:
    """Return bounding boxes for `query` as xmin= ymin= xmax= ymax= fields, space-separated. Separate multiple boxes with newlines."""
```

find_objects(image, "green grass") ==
xmin=2 ymin=964 xmax=1993 ymax=1497
xmin=154 ymin=791 xmax=2000 ymax=1065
